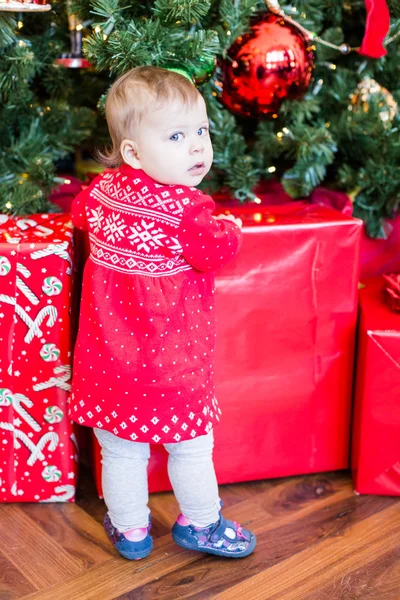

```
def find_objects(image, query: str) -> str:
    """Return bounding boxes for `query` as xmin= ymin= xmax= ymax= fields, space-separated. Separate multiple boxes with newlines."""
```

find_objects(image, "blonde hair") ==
xmin=97 ymin=65 xmax=200 ymax=168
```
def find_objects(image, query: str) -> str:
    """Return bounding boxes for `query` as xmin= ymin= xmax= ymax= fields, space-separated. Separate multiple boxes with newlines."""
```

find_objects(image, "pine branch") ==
xmin=153 ymin=0 xmax=212 ymax=25
xmin=0 ymin=42 xmax=38 ymax=102
xmin=0 ymin=14 xmax=17 ymax=49
xmin=217 ymin=0 xmax=260 ymax=52
xmin=90 ymin=0 xmax=130 ymax=35
xmin=225 ymin=154 xmax=260 ymax=201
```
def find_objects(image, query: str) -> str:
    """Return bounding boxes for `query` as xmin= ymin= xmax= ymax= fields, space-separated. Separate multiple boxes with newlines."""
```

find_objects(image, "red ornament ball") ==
xmin=218 ymin=12 xmax=315 ymax=118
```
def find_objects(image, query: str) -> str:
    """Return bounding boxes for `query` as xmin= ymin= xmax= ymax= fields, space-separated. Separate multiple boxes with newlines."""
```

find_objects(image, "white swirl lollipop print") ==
xmin=0 ymin=388 xmax=12 ymax=406
xmin=41 ymin=465 xmax=62 ymax=482
xmin=0 ymin=256 xmax=11 ymax=276
xmin=40 ymin=343 xmax=60 ymax=362
xmin=42 ymin=276 xmax=62 ymax=296
xmin=43 ymin=406 xmax=64 ymax=424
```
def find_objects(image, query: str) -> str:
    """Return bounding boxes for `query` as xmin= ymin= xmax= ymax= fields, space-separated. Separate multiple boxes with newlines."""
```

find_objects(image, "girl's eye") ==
xmin=198 ymin=127 xmax=208 ymax=136
xmin=170 ymin=133 xmax=183 ymax=142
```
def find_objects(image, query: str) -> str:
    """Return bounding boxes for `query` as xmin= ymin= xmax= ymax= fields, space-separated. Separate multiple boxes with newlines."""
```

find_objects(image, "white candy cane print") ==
xmin=16 ymin=263 xmax=31 ymax=278
xmin=12 ymin=393 xmax=42 ymax=432
xmin=33 ymin=365 xmax=71 ymax=393
xmin=0 ymin=421 xmax=38 ymax=455
xmin=40 ymin=484 xmax=75 ymax=503
xmin=0 ymin=296 xmax=58 ymax=343
xmin=17 ymin=277 xmax=39 ymax=305
xmin=24 ymin=305 xmax=58 ymax=343
xmin=31 ymin=242 xmax=72 ymax=275
xmin=16 ymin=218 xmax=38 ymax=231
xmin=16 ymin=219 xmax=54 ymax=238
xmin=0 ymin=422 xmax=58 ymax=465
xmin=27 ymin=431 xmax=59 ymax=466
xmin=16 ymin=263 xmax=39 ymax=306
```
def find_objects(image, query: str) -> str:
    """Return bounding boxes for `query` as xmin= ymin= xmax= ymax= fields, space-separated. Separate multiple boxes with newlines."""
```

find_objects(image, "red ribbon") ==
xmin=382 ymin=273 xmax=400 ymax=312
xmin=359 ymin=0 xmax=391 ymax=58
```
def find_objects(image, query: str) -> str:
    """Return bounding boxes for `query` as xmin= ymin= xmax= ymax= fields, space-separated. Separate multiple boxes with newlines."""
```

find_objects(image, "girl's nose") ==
xmin=189 ymin=138 xmax=204 ymax=154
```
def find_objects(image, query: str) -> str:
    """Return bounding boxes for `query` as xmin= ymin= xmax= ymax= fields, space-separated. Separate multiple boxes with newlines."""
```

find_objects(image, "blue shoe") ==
xmin=103 ymin=512 xmax=153 ymax=560
xmin=171 ymin=513 xmax=256 ymax=558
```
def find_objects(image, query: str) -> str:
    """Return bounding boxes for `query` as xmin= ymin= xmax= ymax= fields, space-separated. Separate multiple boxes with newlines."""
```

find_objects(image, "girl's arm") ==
xmin=177 ymin=191 xmax=242 ymax=272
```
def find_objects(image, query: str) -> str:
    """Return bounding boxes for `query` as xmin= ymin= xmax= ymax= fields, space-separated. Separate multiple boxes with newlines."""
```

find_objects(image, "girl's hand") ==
xmin=213 ymin=214 xmax=243 ymax=229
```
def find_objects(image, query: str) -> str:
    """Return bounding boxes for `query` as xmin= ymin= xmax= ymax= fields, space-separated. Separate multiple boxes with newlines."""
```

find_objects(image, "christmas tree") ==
xmin=81 ymin=0 xmax=400 ymax=238
xmin=0 ymin=1 xmax=100 ymax=214
xmin=3 ymin=0 xmax=400 ymax=238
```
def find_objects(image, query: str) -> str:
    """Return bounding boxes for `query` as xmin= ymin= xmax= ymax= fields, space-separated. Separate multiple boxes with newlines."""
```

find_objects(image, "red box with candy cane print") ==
xmin=0 ymin=213 xmax=79 ymax=502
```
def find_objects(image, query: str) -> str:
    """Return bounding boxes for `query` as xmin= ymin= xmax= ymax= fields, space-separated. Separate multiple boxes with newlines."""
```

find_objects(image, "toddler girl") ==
xmin=70 ymin=66 xmax=256 ymax=560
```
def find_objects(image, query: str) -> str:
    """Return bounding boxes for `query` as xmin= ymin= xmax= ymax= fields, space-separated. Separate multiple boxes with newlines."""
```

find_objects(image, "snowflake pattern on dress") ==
xmin=85 ymin=170 xmax=192 ymax=276
xmin=87 ymin=206 xmax=104 ymax=233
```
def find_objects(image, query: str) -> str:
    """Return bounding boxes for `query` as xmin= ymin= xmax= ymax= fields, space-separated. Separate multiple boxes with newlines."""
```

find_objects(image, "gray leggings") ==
xmin=94 ymin=428 xmax=221 ymax=532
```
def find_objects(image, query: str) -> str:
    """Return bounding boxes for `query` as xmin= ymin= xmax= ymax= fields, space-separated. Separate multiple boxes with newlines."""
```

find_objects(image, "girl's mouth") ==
xmin=189 ymin=162 xmax=205 ymax=174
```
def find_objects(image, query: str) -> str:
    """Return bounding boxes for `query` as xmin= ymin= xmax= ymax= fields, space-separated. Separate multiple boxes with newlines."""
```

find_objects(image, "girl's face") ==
xmin=122 ymin=95 xmax=213 ymax=187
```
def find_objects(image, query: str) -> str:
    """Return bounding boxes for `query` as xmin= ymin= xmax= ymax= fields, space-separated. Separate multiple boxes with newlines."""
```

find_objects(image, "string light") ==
xmin=267 ymin=166 xmax=276 ymax=173
xmin=17 ymin=20 xmax=23 ymax=29
xmin=254 ymin=197 xmax=262 ymax=204
xmin=76 ymin=24 xmax=83 ymax=31
xmin=94 ymin=25 xmax=101 ymax=33
xmin=5 ymin=202 xmax=13 ymax=209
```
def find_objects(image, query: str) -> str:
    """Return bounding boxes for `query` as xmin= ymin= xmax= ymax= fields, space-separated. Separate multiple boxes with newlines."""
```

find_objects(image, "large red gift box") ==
xmin=93 ymin=202 xmax=362 ymax=495
xmin=351 ymin=278 xmax=400 ymax=495
xmin=0 ymin=214 xmax=78 ymax=502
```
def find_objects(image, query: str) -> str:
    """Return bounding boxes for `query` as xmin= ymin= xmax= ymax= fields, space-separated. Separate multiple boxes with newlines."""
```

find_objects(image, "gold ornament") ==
xmin=349 ymin=77 xmax=398 ymax=125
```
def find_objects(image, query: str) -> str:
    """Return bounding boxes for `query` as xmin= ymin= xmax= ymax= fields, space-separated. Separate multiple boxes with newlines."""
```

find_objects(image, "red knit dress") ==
xmin=69 ymin=164 xmax=242 ymax=443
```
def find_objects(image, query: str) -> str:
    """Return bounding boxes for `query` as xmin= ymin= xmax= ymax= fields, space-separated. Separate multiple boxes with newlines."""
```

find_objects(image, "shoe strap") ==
xmin=209 ymin=515 xmax=250 ymax=543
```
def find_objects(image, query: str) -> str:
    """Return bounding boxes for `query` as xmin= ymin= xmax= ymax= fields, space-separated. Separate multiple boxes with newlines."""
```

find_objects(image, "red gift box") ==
xmin=93 ymin=202 xmax=362 ymax=496
xmin=0 ymin=214 xmax=78 ymax=502
xmin=351 ymin=278 xmax=400 ymax=495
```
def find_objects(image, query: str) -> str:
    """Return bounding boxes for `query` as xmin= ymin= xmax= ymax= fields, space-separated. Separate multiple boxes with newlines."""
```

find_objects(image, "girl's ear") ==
xmin=120 ymin=139 xmax=142 ymax=169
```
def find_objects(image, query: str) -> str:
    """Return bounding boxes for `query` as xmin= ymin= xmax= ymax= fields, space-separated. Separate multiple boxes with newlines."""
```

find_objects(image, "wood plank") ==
xmin=21 ymin=503 xmax=114 ymax=565
xmin=0 ymin=552 xmax=36 ymax=599
xmin=0 ymin=505 xmax=84 ymax=590
xmin=21 ymin=537 xmax=202 ymax=600
xmin=218 ymin=471 xmax=351 ymax=528
xmin=213 ymin=502 xmax=400 ymax=600
xmin=306 ymin=547 xmax=400 ymax=600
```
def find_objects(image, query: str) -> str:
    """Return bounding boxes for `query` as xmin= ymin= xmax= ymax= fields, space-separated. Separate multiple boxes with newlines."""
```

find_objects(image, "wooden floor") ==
xmin=1 ymin=467 xmax=399 ymax=600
